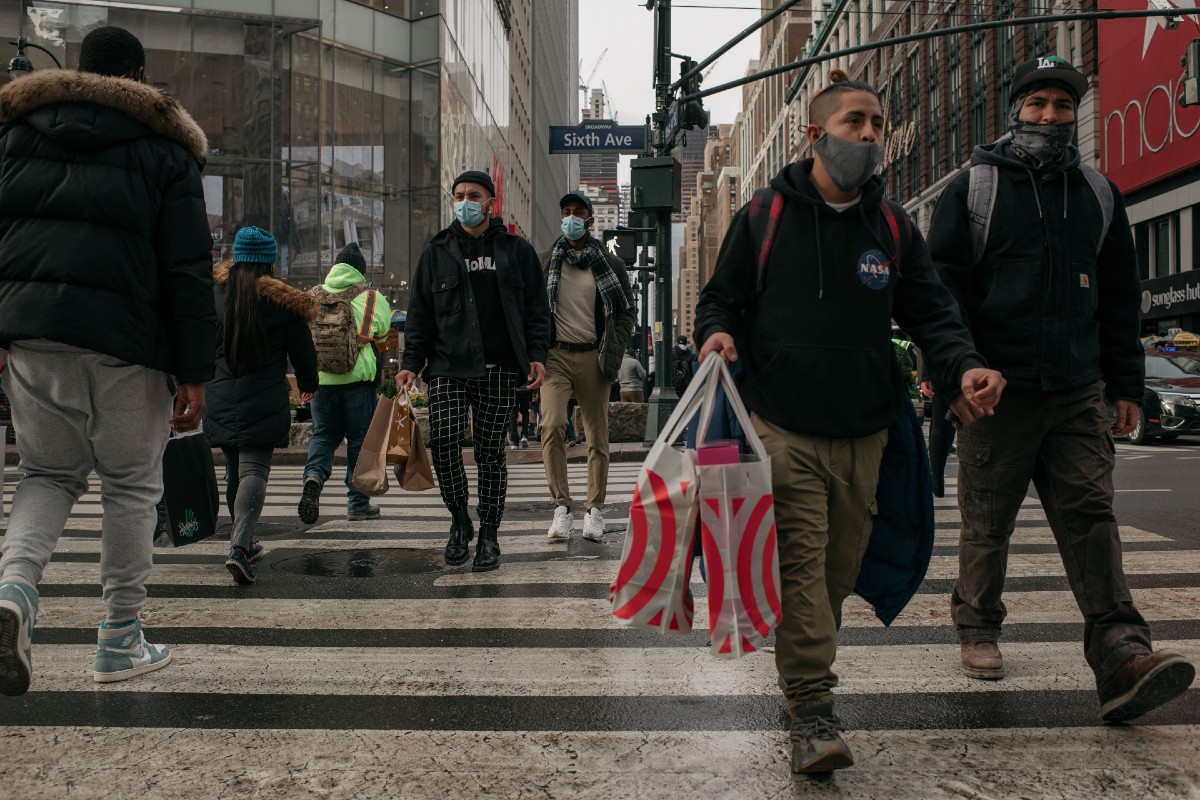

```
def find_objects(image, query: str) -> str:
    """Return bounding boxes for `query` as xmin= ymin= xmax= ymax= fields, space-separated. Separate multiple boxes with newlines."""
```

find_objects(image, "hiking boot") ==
xmin=348 ymin=504 xmax=381 ymax=521
xmin=93 ymin=619 xmax=172 ymax=684
xmin=0 ymin=579 xmax=39 ymax=696
xmin=961 ymin=641 xmax=1005 ymax=680
xmin=473 ymin=524 xmax=500 ymax=572
xmin=298 ymin=477 xmax=322 ymax=524
xmin=547 ymin=506 xmax=572 ymax=542
xmin=1098 ymin=650 xmax=1196 ymax=723
xmin=582 ymin=508 xmax=606 ymax=542
xmin=225 ymin=547 xmax=256 ymax=585
xmin=789 ymin=702 xmax=854 ymax=774
xmin=444 ymin=505 xmax=475 ymax=567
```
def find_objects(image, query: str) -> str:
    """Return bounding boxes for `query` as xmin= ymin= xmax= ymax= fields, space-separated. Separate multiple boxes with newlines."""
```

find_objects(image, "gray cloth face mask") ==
xmin=1009 ymin=121 xmax=1075 ymax=170
xmin=813 ymin=132 xmax=884 ymax=192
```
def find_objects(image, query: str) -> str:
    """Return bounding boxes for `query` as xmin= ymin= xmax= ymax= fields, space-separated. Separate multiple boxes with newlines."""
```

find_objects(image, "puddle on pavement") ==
xmin=273 ymin=548 xmax=444 ymax=578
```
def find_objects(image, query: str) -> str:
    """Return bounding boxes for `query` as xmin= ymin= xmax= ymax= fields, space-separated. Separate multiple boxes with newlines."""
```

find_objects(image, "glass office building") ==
xmin=0 ymin=0 xmax=574 ymax=309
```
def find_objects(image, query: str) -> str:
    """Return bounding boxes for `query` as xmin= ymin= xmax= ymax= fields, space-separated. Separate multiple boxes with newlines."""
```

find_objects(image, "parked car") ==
xmin=1127 ymin=352 xmax=1200 ymax=444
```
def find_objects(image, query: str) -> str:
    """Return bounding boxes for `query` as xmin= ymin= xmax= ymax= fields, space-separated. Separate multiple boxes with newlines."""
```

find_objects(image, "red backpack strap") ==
xmin=747 ymin=189 xmax=785 ymax=296
xmin=880 ymin=200 xmax=906 ymax=274
xmin=759 ymin=192 xmax=785 ymax=278
xmin=356 ymin=289 xmax=377 ymax=343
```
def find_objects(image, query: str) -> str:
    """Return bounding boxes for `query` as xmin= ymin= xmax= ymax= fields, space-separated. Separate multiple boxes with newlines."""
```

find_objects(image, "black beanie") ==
xmin=452 ymin=170 xmax=496 ymax=197
xmin=335 ymin=242 xmax=367 ymax=273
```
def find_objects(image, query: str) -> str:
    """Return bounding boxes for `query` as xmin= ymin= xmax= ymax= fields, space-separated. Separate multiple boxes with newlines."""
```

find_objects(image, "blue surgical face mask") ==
xmin=561 ymin=215 xmax=588 ymax=241
xmin=454 ymin=199 xmax=486 ymax=227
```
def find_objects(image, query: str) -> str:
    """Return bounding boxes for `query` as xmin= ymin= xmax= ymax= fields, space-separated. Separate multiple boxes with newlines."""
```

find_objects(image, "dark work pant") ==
xmin=928 ymin=393 xmax=956 ymax=495
xmin=952 ymin=381 xmax=1152 ymax=684
xmin=428 ymin=366 xmax=517 ymax=526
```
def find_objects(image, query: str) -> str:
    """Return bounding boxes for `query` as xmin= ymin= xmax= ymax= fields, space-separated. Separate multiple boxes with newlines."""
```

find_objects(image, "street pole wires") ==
xmin=663 ymin=7 xmax=1200 ymax=106
xmin=672 ymin=0 xmax=805 ymax=91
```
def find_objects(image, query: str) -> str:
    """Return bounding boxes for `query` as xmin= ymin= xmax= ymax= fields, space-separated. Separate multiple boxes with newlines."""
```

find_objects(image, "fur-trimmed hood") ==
xmin=0 ymin=69 xmax=208 ymax=165
xmin=214 ymin=261 xmax=317 ymax=321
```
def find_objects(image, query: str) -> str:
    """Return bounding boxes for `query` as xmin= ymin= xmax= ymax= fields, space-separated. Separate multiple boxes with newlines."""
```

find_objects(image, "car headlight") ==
xmin=1159 ymin=392 xmax=1197 ymax=410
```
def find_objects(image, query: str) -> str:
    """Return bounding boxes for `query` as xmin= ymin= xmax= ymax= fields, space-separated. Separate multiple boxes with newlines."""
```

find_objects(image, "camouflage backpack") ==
xmin=309 ymin=282 xmax=377 ymax=374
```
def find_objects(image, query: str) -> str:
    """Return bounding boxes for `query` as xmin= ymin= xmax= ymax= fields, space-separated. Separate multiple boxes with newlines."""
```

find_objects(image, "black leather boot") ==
xmin=443 ymin=505 xmax=474 ymax=566
xmin=472 ymin=524 xmax=500 ymax=572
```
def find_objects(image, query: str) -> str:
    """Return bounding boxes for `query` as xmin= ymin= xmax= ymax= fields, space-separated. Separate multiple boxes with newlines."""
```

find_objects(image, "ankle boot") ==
xmin=444 ymin=505 xmax=474 ymax=566
xmin=472 ymin=524 xmax=500 ymax=572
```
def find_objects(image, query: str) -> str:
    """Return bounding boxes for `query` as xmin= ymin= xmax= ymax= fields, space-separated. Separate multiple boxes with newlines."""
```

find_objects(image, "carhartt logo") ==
xmin=1080 ymin=274 xmax=1090 ymax=288
xmin=177 ymin=508 xmax=200 ymax=539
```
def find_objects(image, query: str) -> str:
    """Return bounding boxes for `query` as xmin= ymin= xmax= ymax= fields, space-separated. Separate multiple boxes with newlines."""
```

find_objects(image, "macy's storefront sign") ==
xmin=1099 ymin=2 xmax=1200 ymax=194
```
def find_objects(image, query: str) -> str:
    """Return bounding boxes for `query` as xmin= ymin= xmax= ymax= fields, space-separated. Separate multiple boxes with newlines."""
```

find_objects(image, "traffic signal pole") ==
xmin=642 ymin=0 xmax=679 ymax=447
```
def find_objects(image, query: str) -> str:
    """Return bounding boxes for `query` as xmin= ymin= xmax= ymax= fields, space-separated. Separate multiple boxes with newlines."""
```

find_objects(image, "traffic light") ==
xmin=1183 ymin=39 xmax=1200 ymax=108
xmin=678 ymin=59 xmax=709 ymax=131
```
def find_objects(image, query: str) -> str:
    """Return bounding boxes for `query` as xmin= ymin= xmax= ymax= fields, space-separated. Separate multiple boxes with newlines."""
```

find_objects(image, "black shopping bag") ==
xmin=161 ymin=431 xmax=219 ymax=547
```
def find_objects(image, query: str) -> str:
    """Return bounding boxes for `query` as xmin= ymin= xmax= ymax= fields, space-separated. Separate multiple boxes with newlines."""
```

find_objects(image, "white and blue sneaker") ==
xmin=93 ymin=619 xmax=172 ymax=684
xmin=0 ymin=578 xmax=39 ymax=696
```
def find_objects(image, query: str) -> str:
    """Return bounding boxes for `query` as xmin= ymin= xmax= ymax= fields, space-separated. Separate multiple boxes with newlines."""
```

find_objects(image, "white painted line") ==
xmin=27 ymin=587 xmax=1200 ymax=631
xmin=25 ymin=640 xmax=1200 ymax=697
xmin=1114 ymin=489 xmax=1172 ymax=493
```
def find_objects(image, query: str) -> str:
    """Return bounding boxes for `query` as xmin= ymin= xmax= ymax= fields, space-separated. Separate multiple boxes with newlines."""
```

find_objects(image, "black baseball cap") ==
xmin=1010 ymin=56 xmax=1089 ymax=101
xmin=559 ymin=192 xmax=594 ymax=216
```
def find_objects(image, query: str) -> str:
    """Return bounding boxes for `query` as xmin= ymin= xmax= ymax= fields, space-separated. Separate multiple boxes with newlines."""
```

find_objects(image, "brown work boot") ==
xmin=789 ymin=702 xmax=854 ymax=774
xmin=960 ymin=641 xmax=1005 ymax=680
xmin=1098 ymin=650 xmax=1195 ymax=723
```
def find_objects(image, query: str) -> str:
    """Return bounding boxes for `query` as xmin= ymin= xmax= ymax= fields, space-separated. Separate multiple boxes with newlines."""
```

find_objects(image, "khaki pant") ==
xmin=619 ymin=390 xmax=644 ymax=403
xmin=952 ymin=381 xmax=1151 ymax=682
xmin=753 ymin=412 xmax=888 ymax=713
xmin=541 ymin=347 xmax=610 ymax=509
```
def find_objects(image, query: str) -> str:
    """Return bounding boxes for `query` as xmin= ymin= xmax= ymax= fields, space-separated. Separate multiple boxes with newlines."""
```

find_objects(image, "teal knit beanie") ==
xmin=233 ymin=226 xmax=277 ymax=264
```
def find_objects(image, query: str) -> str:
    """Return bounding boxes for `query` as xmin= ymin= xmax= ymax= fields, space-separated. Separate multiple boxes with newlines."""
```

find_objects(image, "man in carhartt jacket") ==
xmin=927 ymin=56 xmax=1195 ymax=720
xmin=398 ymin=170 xmax=551 ymax=573
xmin=539 ymin=192 xmax=637 ymax=544
xmin=0 ymin=27 xmax=214 ymax=695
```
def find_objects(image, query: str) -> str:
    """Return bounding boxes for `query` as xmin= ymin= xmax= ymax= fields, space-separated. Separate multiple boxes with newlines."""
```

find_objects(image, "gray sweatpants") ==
xmin=0 ymin=340 xmax=172 ymax=622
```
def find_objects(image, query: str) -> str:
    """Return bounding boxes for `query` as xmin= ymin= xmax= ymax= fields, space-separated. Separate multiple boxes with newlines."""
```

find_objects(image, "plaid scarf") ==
xmin=547 ymin=236 xmax=630 ymax=319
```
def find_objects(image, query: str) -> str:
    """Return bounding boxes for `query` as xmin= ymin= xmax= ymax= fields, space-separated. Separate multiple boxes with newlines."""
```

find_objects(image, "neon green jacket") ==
xmin=318 ymin=263 xmax=393 ymax=386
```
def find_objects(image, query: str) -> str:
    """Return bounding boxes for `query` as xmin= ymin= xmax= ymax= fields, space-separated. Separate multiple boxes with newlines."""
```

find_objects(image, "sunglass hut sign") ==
xmin=1142 ymin=277 xmax=1200 ymax=316
xmin=1099 ymin=1 xmax=1200 ymax=193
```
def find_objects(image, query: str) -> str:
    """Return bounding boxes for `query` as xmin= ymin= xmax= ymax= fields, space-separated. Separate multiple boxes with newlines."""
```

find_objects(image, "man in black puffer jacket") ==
xmin=0 ymin=27 xmax=214 ymax=696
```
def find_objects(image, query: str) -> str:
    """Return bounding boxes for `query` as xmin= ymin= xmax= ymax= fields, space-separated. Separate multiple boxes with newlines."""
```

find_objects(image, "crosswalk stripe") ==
xmin=27 ymin=587 xmax=1200 ymax=631
xmin=23 ymin=639 xmax=1200 ymax=697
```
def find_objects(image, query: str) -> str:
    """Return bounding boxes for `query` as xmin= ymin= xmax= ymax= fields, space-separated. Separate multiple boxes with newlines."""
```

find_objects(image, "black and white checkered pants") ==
xmin=427 ymin=366 xmax=518 ymax=526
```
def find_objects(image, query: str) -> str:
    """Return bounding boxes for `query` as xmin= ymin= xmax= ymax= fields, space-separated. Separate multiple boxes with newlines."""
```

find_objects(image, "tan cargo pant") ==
xmin=540 ymin=346 xmax=610 ymax=510
xmin=753 ymin=412 xmax=888 ymax=714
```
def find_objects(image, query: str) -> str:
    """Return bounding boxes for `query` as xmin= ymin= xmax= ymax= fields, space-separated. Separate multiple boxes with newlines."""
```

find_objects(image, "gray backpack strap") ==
xmin=1078 ymin=163 xmax=1114 ymax=255
xmin=966 ymin=164 xmax=998 ymax=265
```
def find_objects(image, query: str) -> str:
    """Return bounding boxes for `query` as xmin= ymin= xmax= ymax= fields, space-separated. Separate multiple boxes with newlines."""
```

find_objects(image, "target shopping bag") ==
xmin=609 ymin=355 xmax=723 ymax=635
xmin=692 ymin=356 xmax=782 ymax=658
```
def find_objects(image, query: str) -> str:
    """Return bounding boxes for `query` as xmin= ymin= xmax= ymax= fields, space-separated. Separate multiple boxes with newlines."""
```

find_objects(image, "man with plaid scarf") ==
xmin=539 ymin=193 xmax=637 ymax=543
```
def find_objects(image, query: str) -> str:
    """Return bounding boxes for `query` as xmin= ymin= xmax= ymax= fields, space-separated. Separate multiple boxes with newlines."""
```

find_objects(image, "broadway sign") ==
xmin=1100 ymin=0 xmax=1200 ymax=193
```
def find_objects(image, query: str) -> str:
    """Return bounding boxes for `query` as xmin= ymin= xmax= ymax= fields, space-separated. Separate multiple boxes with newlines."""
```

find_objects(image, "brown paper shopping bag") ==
xmin=352 ymin=396 xmax=394 ymax=496
xmin=397 ymin=420 xmax=436 ymax=491
xmin=386 ymin=392 xmax=414 ymax=465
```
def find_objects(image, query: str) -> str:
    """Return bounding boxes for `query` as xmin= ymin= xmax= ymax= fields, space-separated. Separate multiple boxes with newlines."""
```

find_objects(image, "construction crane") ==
xmin=579 ymin=48 xmax=607 ymax=111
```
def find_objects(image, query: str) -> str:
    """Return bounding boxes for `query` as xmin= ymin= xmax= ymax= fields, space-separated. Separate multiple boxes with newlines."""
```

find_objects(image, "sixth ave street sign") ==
xmin=549 ymin=120 xmax=647 ymax=154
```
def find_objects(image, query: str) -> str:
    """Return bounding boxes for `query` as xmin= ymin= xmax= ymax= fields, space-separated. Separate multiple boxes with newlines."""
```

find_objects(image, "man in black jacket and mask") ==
xmin=696 ymin=71 xmax=1005 ymax=774
xmin=0 ymin=27 xmax=214 ymax=695
xmin=928 ymin=57 xmax=1194 ymax=720
xmin=398 ymin=171 xmax=551 ymax=572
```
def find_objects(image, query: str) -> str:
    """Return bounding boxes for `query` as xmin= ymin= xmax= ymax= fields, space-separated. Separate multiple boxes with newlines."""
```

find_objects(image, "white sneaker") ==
xmin=520 ymin=437 xmax=529 ymax=448
xmin=582 ymin=508 xmax=606 ymax=542
xmin=547 ymin=506 xmax=572 ymax=542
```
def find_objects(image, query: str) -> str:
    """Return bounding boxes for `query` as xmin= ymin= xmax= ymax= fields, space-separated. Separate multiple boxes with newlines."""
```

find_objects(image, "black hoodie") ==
xmin=695 ymin=160 xmax=985 ymax=439
xmin=927 ymin=141 xmax=1144 ymax=402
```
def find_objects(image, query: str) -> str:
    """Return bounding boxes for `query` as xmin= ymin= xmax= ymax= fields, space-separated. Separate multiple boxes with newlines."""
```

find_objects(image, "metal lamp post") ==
xmin=7 ymin=37 xmax=62 ymax=80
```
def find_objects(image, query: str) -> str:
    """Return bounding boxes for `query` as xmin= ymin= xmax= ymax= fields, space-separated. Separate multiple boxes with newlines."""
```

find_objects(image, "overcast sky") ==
xmin=578 ymin=1 xmax=762 ymax=184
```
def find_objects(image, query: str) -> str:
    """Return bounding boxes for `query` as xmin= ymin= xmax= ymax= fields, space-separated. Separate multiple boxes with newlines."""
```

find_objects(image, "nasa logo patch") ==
xmin=857 ymin=249 xmax=892 ymax=290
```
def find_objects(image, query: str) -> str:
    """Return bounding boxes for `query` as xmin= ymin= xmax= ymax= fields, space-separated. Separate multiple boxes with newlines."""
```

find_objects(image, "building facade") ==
xmin=1 ymin=0 xmax=577 ymax=309
xmin=577 ymin=87 xmax=620 ymax=239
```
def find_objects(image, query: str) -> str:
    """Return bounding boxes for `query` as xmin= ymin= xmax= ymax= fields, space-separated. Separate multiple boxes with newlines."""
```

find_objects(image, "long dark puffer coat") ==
xmin=205 ymin=262 xmax=320 ymax=449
